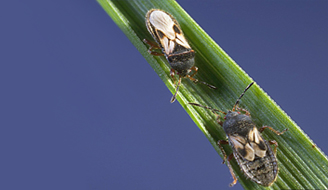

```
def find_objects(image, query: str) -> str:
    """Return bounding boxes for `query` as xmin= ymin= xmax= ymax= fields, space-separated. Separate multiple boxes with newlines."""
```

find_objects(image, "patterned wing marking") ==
xmin=149 ymin=10 xmax=191 ymax=55
xmin=230 ymin=134 xmax=255 ymax=161
xmin=248 ymin=127 xmax=267 ymax=158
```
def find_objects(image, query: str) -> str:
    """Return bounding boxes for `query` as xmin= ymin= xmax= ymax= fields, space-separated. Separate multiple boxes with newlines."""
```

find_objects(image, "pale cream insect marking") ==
xmin=149 ymin=10 xmax=175 ymax=39
xmin=244 ymin=143 xmax=255 ymax=161
xmin=249 ymin=127 xmax=267 ymax=158
xmin=230 ymin=127 xmax=268 ymax=161
xmin=230 ymin=135 xmax=255 ymax=161
xmin=149 ymin=10 xmax=190 ymax=55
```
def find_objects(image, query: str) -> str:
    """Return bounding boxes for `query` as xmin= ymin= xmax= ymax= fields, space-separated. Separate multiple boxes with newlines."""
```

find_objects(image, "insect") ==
xmin=144 ymin=9 xmax=216 ymax=103
xmin=189 ymin=82 xmax=288 ymax=186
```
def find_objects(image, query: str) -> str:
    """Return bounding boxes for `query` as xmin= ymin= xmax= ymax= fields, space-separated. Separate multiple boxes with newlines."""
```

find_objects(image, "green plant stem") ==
xmin=97 ymin=0 xmax=328 ymax=189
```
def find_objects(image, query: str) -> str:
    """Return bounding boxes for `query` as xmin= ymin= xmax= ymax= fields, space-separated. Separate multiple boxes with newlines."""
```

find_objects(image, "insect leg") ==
xmin=216 ymin=114 xmax=223 ymax=126
xmin=186 ymin=66 xmax=216 ymax=89
xmin=227 ymin=153 xmax=234 ymax=163
xmin=170 ymin=76 xmax=181 ymax=103
xmin=226 ymin=153 xmax=237 ymax=187
xmin=189 ymin=66 xmax=198 ymax=78
xmin=235 ymin=107 xmax=251 ymax=116
xmin=187 ymin=75 xmax=216 ymax=89
xmin=217 ymin=140 xmax=229 ymax=164
xmin=259 ymin=126 xmax=288 ymax=135
xmin=170 ymin=68 xmax=176 ymax=85
xmin=268 ymin=140 xmax=278 ymax=155
xmin=218 ymin=140 xmax=238 ymax=187
xmin=143 ymin=39 xmax=164 ymax=56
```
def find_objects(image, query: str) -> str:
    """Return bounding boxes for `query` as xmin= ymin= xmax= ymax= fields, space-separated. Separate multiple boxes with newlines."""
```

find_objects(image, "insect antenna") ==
xmin=170 ymin=76 xmax=182 ymax=103
xmin=232 ymin=82 xmax=254 ymax=111
xmin=189 ymin=103 xmax=226 ymax=115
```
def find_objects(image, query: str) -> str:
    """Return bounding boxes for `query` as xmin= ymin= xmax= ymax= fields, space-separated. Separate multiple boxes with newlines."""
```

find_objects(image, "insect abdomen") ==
xmin=167 ymin=51 xmax=195 ymax=76
xmin=234 ymin=140 xmax=278 ymax=186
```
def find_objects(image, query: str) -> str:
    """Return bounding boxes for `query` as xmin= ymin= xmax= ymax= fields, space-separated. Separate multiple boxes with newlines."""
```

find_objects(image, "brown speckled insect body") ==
xmin=189 ymin=82 xmax=288 ymax=186
xmin=144 ymin=9 xmax=215 ymax=103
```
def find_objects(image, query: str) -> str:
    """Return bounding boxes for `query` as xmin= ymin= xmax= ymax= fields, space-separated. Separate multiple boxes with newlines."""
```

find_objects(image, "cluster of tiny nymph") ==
xmin=144 ymin=9 xmax=288 ymax=187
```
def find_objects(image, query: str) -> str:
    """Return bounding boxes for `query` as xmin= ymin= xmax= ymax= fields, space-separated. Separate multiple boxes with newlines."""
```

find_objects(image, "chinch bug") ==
xmin=189 ymin=82 xmax=288 ymax=187
xmin=144 ymin=9 xmax=216 ymax=103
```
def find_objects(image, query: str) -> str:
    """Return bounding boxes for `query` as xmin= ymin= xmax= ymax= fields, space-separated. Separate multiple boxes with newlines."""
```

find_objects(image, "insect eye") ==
xmin=173 ymin=25 xmax=181 ymax=34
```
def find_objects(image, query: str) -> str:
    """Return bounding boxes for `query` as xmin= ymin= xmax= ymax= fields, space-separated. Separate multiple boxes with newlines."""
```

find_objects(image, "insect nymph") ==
xmin=144 ymin=9 xmax=216 ymax=103
xmin=189 ymin=82 xmax=288 ymax=187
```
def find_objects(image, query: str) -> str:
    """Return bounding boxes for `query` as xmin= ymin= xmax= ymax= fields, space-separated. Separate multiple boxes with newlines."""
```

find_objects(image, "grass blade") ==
xmin=97 ymin=0 xmax=328 ymax=189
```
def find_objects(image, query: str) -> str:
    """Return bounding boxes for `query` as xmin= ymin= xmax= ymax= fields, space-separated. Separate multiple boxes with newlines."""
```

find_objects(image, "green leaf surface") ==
xmin=97 ymin=0 xmax=328 ymax=189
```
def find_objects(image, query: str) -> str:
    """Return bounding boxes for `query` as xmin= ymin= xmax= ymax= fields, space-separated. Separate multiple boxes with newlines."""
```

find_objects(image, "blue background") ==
xmin=0 ymin=1 xmax=327 ymax=190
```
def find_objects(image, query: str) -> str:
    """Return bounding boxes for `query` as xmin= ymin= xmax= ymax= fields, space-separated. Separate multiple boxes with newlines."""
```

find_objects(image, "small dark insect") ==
xmin=189 ymin=82 xmax=288 ymax=187
xmin=144 ymin=9 xmax=216 ymax=103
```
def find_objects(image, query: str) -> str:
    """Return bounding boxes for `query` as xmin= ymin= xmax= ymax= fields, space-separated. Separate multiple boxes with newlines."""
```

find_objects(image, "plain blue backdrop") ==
xmin=0 ymin=1 xmax=327 ymax=190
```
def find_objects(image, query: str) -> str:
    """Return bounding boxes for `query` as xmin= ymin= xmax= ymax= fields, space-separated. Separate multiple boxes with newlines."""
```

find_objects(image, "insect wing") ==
xmin=147 ymin=10 xmax=191 ymax=55
xmin=248 ymin=127 xmax=267 ymax=158
xmin=229 ymin=127 xmax=267 ymax=161
xmin=229 ymin=134 xmax=255 ymax=161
